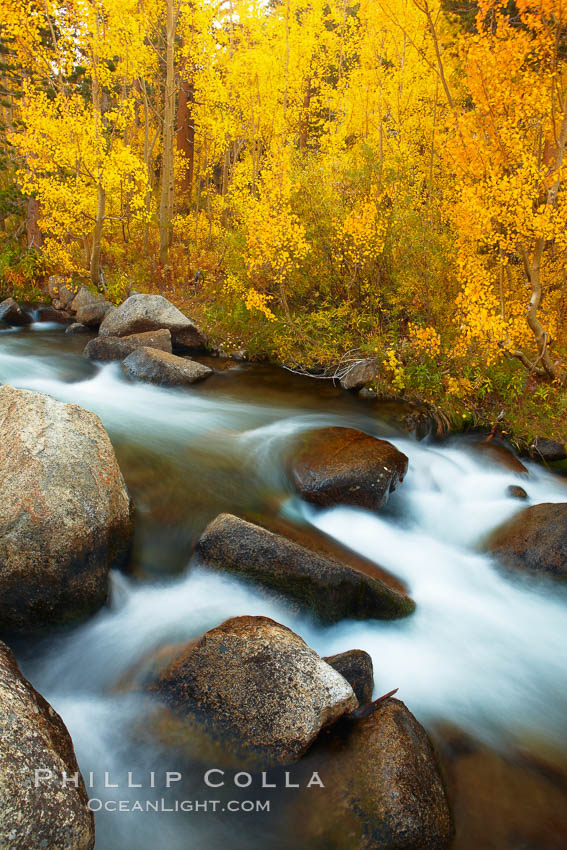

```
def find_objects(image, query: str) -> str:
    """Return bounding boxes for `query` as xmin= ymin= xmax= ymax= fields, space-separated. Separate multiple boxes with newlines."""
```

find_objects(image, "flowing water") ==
xmin=2 ymin=319 xmax=567 ymax=849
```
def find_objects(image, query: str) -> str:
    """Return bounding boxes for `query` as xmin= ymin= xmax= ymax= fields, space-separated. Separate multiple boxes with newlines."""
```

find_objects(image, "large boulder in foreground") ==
xmin=0 ymin=641 xmax=94 ymax=849
xmin=152 ymin=616 xmax=358 ymax=768
xmin=323 ymin=649 xmax=374 ymax=704
xmin=122 ymin=347 xmax=213 ymax=386
xmin=84 ymin=329 xmax=172 ymax=361
xmin=99 ymin=293 xmax=206 ymax=349
xmin=291 ymin=427 xmax=408 ymax=510
xmin=0 ymin=385 xmax=133 ymax=633
xmin=486 ymin=502 xmax=567 ymax=581
xmin=0 ymin=297 xmax=32 ymax=326
xmin=293 ymin=699 xmax=453 ymax=850
xmin=193 ymin=514 xmax=415 ymax=622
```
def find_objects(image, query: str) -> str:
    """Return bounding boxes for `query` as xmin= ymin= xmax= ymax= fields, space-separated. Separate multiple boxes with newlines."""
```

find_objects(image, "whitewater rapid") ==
xmin=2 ymin=322 xmax=566 ymax=850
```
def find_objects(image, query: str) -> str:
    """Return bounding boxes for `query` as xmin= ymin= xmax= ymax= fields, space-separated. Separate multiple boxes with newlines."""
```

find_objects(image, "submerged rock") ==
xmin=323 ymin=649 xmax=374 ymax=704
xmin=292 ymin=699 xmax=453 ymax=850
xmin=99 ymin=293 xmax=206 ymax=349
xmin=0 ymin=385 xmax=133 ymax=633
xmin=84 ymin=329 xmax=172 ymax=361
xmin=152 ymin=615 xmax=358 ymax=768
xmin=486 ymin=502 xmax=567 ymax=581
xmin=66 ymin=322 xmax=91 ymax=335
xmin=473 ymin=441 xmax=529 ymax=475
xmin=0 ymin=641 xmax=94 ymax=850
xmin=0 ymin=297 xmax=32 ymax=326
xmin=506 ymin=484 xmax=528 ymax=500
xmin=291 ymin=427 xmax=408 ymax=510
xmin=193 ymin=513 xmax=415 ymax=622
xmin=433 ymin=726 xmax=567 ymax=850
xmin=339 ymin=358 xmax=377 ymax=391
xmin=122 ymin=347 xmax=213 ymax=386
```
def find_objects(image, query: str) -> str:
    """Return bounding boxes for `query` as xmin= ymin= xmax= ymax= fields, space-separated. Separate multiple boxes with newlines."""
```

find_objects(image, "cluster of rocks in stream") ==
xmin=138 ymin=615 xmax=453 ymax=849
xmin=0 ymin=352 xmax=455 ymax=847
xmin=6 ymin=286 xmax=567 ymax=848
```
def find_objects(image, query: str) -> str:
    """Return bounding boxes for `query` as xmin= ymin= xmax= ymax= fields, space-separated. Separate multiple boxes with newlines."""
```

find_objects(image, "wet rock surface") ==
xmin=122 ymin=347 xmax=213 ymax=386
xmin=0 ymin=641 xmax=94 ymax=850
xmin=0 ymin=384 xmax=133 ymax=633
xmin=486 ymin=502 xmax=567 ymax=581
xmin=472 ymin=441 xmax=529 ymax=476
xmin=323 ymin=649 xmax=374 ymax=704
xmin=506 ymin=484 xmax=528 ymax=500
xmin=193 ymin=513 xmax=415 ymax=621
xmin=291 ymin=427 xmax=408 ymax=510
xmin=84 ymin=329 xmax=172 ymax=361
xmin=434 ymin=726 xmax=567 ymax=850
xmin=291 ymin=698 xmax=453 ymax=850
xmin=35 ymin=305 xmax=74 ymax=324
xmin=152 ymin=615 xmax=358 ymax=768
xmin=0 ymin=297 xmax=32 ymax=326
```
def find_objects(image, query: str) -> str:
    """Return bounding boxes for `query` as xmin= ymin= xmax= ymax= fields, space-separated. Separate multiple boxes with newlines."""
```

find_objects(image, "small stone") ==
xmin=65 ymin=322 xmax=91 ymax=335
xmin=323 ymin=649 xmax=374 ymax=704
xmin=506 ymin=485 xmax=528 ymax=500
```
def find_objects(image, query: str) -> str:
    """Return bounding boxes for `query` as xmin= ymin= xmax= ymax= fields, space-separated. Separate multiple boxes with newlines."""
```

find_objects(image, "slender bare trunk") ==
xmin=90 ymin=42 xmax=105 ymax=287
xmin=91 ymin=181 xmax=106 ymax=287
xmin=159 ymin=0 xmax=177 ymax=267
xmin=26 ymin=197 xmax=42 ymax=249
xmin=300 ymin=79 xmax=311 ymax=150
xmin=176 ymin=74 xmax=194 ymax=199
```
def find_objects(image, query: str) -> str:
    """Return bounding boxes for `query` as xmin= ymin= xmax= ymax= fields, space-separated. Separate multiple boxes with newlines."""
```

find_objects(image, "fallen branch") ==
xmin=348 ymin=688 xmax=399 ymax=721
xmin=283 ymin=349 xmax=376 ymax=385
